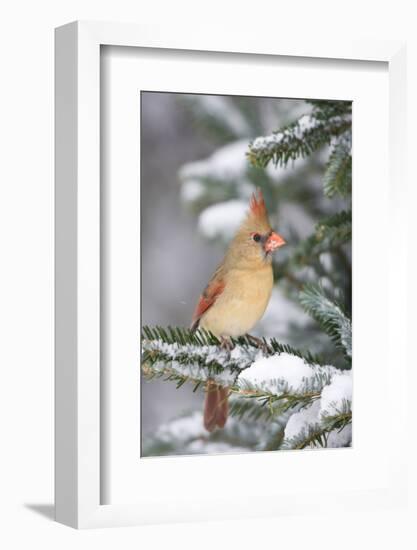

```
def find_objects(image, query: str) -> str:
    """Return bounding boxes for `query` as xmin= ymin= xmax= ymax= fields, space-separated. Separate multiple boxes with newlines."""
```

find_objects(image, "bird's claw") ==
xmin=220 ymin=336 xmax=234 ymax=359
xmin=246 ymin=334 xmax=270 ymax=355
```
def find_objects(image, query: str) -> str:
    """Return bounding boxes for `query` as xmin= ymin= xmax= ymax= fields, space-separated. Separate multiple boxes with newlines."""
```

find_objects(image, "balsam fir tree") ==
xmin=142 ymin=95 xmax=352 ymax=456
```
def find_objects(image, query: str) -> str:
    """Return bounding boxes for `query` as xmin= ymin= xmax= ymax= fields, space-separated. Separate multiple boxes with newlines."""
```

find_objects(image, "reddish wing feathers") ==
xmin=191 ymin=270 xmax=227 ymax=432
xmin=190 ymin=278 xmax=225 ymax=331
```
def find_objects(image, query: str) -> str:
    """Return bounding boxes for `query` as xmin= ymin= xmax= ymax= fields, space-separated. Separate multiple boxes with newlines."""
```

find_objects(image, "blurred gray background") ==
xmin=141 ymin=92 xmax=221 ymax=434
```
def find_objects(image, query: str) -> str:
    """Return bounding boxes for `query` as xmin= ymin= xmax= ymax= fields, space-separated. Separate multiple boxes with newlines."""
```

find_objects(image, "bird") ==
xmin=190 ymin=188 xmax=286 ymax=432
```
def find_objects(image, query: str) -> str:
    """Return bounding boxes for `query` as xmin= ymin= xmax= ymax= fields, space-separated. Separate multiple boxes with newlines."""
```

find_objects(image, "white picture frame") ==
xmin=55 ymin=21 xmax=407 ymax=529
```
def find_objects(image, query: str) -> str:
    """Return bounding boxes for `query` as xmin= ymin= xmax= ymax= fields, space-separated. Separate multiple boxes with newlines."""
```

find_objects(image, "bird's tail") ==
xmin=203 ymin=379 xmax=229 ymax=432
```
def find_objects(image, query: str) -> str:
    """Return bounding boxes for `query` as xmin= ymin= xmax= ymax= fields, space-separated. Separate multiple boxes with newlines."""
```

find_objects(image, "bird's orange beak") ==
xmin=264 ymin=231 xmax=286 ymax=252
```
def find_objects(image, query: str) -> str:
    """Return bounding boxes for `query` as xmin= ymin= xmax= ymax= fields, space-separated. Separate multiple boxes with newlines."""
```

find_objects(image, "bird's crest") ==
xmin=246 ymin=188 xmax=271 ymax=233
xmin=249 ymin=188 xmax=267 ymax=220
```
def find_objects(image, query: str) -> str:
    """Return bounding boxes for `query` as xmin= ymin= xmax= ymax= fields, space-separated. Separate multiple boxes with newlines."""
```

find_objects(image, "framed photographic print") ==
xmin=55 ymin=21 xmax=407 ymax=528
xmin=139 ymin=90 xmax=353 ymax=457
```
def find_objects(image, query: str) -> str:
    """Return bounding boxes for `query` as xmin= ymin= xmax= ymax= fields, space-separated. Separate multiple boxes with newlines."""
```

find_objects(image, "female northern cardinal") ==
xmin=191 ymin=189 xmax=286 ymax=431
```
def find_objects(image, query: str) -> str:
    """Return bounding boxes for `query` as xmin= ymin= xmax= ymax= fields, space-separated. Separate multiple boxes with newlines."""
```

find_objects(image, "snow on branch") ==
xmin=281 ymin=371 xmax=352 ymax=450
xmin=141 ymin=326 xmax=327 ymax=392
xmin=281 ymin=399 xmax=352 ymax=449
xmin=231 ymin=353 xmax=341 ymax=423
xmin=141 ymin=328 xmax=353 ymax=451
xmin=299 ymin=284 xmax=352 ymax=359
xmin=141 ymin=326 xmax=352 ymax=449
xmin=248 ymin=112 xmax=351 ymax=169
xmin=238 ymin=353 xmax=338 ymax=394
xmin=142 ymin=326 xmax=326 ymax=384
xmin=320 ymin=371 xmax=353 ymax=418
xmin=142 ymin=326 xmax=261 ymax=388
xmin=142 ymin=337 xmax=259 ymax=387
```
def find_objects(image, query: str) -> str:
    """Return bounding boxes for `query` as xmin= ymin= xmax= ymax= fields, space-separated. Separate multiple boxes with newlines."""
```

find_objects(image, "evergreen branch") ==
xmin=247 ymin=112 xmax=351 ymax=169
xmin=228 ymin=394 xmax=277 ymax=422
xmin=141 ymin=351 xmax=243 ymax=387
xmin=142 ymin=325 xmax=326 ymax=368
xmin=291 ymin=215 xmax=351 ymax=268
xmin=282 ymin=410 xmax=352 ymax=450
xmin=229 ymin=402 xmax=292 ymax=452
xmin=274 ymin=210 xmax=351 ymax=287
xmin=321 ymin=409 xmax=352 ymax=433
xmin=299 ymin=284 xmax=352 ymax=359
xmin=317 ymin=209 xmax=351 ymax=229
xmin=228 ymin=386 xmax=322 ymax=422
xmin=323 ymin=135 xmax=352 ymax=198
xmin=143 ymin=356 xmax=333 ymax=421
xmin=305 ymin=99 xmax=352 ymax=120
xmin=261 ymin=425 xmax=286 ymax=452
xmin=141 ymin=329 xmax=249 ymax=387
xmin=283 ymin=423 xmax=327 ymax=449
xmin=265 ymin=337 xmax=325 ymax=365
xmin=143 ymin=324 xmax=221 ymax=346
xmin=142 ymin=326 xmax=331 ymax=403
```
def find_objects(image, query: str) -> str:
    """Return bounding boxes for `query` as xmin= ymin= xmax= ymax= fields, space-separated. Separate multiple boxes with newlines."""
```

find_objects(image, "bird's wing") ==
xmin=191 ymin=265 xmax=226 ymax=331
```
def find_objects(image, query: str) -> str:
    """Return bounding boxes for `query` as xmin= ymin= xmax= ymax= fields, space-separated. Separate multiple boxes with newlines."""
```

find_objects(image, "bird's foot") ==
xmin=246 ymin=333 xmax=270 ymax=355
xmin=220 ymin=336 xmax=234 ymax=359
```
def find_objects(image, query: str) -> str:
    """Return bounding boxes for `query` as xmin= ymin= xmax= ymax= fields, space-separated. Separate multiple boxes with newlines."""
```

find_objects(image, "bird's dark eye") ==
xmin=252 ymin=233 xmax=261 ymax=242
